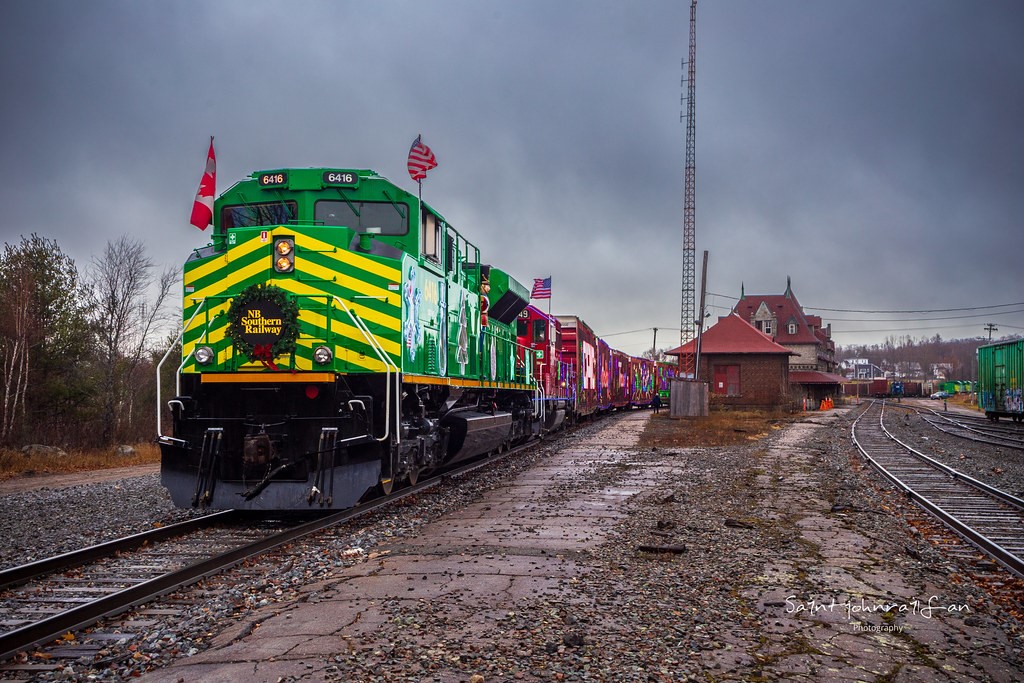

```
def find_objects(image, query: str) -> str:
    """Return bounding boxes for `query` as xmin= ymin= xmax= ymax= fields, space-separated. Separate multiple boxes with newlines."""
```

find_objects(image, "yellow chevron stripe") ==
xmin=298 ymin=308 xmax=400 ymax=355
xmin=296 ymin=232 xmax=402 ymax=282
xmin=297 ymin=258 xmax=400 ymax=315
xmin=186 ymin=229 xmax=275 ymax=282
xmin=183 ymin=301 xmax=230 ymax=339
xmin=279 ymin=277 xmax=400 ymax=333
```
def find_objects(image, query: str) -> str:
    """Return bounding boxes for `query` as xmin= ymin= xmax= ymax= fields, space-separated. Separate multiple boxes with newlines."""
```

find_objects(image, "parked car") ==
xmin=930 ymin=391 xmax=950 ymax=400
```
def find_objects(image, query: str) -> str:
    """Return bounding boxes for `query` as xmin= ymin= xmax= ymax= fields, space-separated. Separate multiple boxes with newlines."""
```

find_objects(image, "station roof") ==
xmin=734 ymin=278 xmax=822 ymax=345
xmin=665 ymin=313 xmax=795 ymax=356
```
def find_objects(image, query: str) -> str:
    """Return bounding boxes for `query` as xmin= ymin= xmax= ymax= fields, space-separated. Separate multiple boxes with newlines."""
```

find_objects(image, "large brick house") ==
xmin=733 ymin=277 xmax=844 ymax=403
xmin=666 ymin=312 xmax=793 ymax=410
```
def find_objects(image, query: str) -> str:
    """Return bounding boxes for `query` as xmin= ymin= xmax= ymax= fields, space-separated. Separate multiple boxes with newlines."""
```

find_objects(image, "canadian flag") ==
xmin=190 ymin=137 xmax=216 ymax=230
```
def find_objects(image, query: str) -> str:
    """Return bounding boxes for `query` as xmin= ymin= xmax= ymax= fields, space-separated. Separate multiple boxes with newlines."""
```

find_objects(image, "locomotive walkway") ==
xmin=139 ymin=410 xmax=1023 ymax=682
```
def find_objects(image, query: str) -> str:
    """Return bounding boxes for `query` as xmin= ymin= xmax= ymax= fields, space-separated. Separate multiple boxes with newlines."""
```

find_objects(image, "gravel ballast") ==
xmin=1 ymin=405 xmax=1022 ymax=681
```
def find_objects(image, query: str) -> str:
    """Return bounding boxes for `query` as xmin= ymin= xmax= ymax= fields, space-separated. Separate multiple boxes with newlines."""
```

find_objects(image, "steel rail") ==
xmin=921 ymin=416 xmax=1024 ymax=450
xmin=0 ymin=511 xmax=234 ymax=591
xmin=0 ymin=438 xmax=534 ymax=663
xmin=916 ymin=407 xmax=1024 ymax=450
xmin=851 ymin=401 xmax=1024 ymax=577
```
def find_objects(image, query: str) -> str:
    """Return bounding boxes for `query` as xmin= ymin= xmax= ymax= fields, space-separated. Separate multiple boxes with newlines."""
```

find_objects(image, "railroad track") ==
xmin=0 ymin=440 xmax=535 ymax=664
xmin=852 ymin=400 xmax=1024 ymax=577
xmin=917 ymin=408 xmax=1024 ymax=451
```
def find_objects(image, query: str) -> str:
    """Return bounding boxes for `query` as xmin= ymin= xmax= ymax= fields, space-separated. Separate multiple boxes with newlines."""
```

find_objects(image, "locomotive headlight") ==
xmin=195 ymin=346 xmax=215 ymax=365
xmin=313 ymin=345 xmax=333 ymax=365
xmin=273 ymin=237 xmax=295 ymax=273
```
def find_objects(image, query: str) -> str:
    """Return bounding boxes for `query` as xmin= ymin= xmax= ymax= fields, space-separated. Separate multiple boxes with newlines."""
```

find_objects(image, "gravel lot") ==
xmin=1 ymin=406 xmax=1022 ymax=681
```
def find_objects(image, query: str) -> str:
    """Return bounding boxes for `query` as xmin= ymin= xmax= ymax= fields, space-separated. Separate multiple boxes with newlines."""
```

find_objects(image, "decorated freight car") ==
xmin=977 ymin=339 xmax=1024 ymax=421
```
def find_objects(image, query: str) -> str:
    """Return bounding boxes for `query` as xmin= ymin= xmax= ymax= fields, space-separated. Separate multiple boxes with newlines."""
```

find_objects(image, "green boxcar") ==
xmin=160 ymin=168 xmax=539 ymax=510
xmin=977 ymin=339 xmax=1024 ymax=421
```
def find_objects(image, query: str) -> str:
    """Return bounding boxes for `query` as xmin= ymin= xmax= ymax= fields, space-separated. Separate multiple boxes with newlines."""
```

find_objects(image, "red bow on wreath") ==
xmin=252 ymin=344 xmax=280 ymax=371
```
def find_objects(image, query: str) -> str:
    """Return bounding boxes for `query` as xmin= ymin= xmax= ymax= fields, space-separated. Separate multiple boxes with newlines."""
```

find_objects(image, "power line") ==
xmin=601 ymin=326 xmax=677 ymax=338
xmin=831 ymin=323 xmax=995 ymax=334
xmin=816 ymin=308 xmax=1024 ymax=323
xmin=707 ymin=292 xmax=1024 ymax=315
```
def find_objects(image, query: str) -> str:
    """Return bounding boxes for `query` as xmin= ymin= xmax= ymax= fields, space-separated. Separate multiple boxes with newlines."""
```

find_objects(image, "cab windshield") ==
xmin=315 ymin=200 xmax=408 ymax=235
xmin=221 ymin=202 xmax=298 ymax=229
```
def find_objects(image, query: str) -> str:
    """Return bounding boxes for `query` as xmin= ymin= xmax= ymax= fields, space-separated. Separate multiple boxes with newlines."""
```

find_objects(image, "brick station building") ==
xmin=667 ymin=312 xmax=793 ymax=410
xmin=734 ymin=278 xmax=845 ymax=405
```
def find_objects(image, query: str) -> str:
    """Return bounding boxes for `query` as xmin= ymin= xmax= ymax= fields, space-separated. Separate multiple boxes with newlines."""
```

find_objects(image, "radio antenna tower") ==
xmin=679 ymin=0 xmax=697 ymax=376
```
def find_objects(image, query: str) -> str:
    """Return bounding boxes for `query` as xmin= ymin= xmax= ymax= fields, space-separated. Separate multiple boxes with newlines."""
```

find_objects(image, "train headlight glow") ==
xmin=195 ymin=346 xmax=215 ymax=365
xmin=273 ymin=237 xmax=295 ymax=273
xmin=313 ymin=345 xmax=333 ymax=365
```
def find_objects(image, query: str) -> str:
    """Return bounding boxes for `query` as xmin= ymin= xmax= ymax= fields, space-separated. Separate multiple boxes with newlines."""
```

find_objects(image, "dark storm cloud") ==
xmin=1 ymin=0 xmax=1021 ymax=354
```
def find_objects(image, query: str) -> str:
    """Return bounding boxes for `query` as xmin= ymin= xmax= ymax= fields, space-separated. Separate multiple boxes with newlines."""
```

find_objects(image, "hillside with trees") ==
xmin=836 ymin=334 xmax=1019 ymax=381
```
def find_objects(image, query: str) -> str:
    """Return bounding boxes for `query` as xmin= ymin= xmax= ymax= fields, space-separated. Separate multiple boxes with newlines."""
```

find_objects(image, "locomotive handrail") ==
xmin=330 ymin=295 xmax=400 ymax=444
xmin=156 ymin=298 xmax=208 ymax=439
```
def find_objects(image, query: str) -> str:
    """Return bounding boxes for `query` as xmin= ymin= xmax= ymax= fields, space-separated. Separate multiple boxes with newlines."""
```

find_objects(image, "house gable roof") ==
xmin=734 ymin=288 xmax=820 ymax=344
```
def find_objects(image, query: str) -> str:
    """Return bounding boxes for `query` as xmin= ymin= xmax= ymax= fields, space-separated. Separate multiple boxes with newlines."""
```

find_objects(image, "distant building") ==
xmin=932 ymin=363 xmax=953 ymax=381
xmin=840 ymin=359 xmax=882 ymax=380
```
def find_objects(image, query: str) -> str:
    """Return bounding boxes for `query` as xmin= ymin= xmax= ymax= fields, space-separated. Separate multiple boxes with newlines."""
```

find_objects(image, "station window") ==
xmin=788 ymin=322 xmax=797 ymax=335
xmin=222 ymin=201 xmax=297 ymax=229
xmin=314 ymin=200 xmax=408 ymax=235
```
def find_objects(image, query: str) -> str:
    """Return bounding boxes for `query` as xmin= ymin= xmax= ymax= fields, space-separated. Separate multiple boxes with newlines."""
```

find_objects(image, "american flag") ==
xmin=407 ymin=135 xmax=438 ymax=182
xmin=531 ymin=276 xmax=552 ymax=299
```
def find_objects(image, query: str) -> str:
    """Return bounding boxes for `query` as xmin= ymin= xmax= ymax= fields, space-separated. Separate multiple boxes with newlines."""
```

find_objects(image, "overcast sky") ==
xmin=2 ymin=0 xmax=1022 ymax=356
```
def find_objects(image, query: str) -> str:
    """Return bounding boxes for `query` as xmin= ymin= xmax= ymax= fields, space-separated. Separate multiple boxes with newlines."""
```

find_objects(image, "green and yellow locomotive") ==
xmin=159 ymin=168 xmax=539 ymax=510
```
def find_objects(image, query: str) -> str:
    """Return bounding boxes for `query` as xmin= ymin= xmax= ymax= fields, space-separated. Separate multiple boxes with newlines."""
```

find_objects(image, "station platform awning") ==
xmin=789 ymin=371 xmax=846 ymax=385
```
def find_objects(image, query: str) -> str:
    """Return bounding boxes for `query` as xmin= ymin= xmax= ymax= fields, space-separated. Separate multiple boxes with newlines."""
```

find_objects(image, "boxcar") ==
xmin=630 ymin=356 xmax=655 ymax=407
xmin=610 ymin=349 xmax=631 ymax=409
xmin=655 ymin=362 xmax=676 ymax=401
xmin=557 ymin=315 xmax=601 ymax=417
xmin=977 ymin=339 xmax=1024 ymax=421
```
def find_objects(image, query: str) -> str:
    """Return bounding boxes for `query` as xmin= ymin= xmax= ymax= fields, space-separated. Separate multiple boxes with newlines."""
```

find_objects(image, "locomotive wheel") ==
xmin=380 ymin=477 xmax=394 ymax=495
xmin=408 ymin=467 xmax=421 ymax=485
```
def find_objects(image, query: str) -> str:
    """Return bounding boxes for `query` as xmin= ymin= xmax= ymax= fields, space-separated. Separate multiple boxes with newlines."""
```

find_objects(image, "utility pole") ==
xmin=679 ymin=0 xmax=697 ymax=377
xmin=694 ymin=250 xmax=709 ymax=379
xmin=652 ymin=327 xmax=659 ymax=359
xmin=984 ymin=323 xmax=998 ymax=340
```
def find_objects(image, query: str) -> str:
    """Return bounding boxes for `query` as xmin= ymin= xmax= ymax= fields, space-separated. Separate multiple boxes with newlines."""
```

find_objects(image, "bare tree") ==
xmin=89 ymin=236 xmax=177 ymax=445
xmin=0 ymin=249 xmax=34 ymax=442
